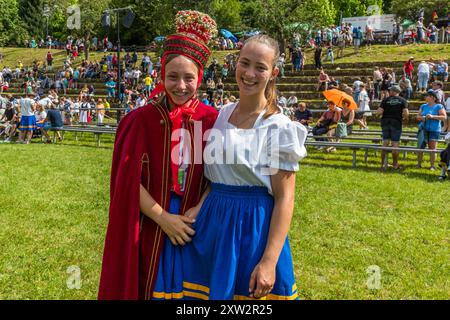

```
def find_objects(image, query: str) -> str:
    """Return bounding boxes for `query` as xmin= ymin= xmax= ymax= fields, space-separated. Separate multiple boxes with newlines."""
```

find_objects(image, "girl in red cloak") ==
xmin=98 ymin=10 xmax=218 ymax=300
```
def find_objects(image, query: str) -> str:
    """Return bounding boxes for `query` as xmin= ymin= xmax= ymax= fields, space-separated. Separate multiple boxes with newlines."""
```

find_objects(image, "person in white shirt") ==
xmin=417 ymin=61 xmax=430 ymax=92
xmin=353 ymin=78 xmax=364 ymax=102
xmin=73 ymin=98 xmax=80 ymax=123
xmin=16 ymin=94 xmax=36 ymax=143
xmin=357 ymin=84 xmax=371 ymax=130
xmin=132 ymin=68 xmax=142 ymax=89
xmin=79 ymin=96 xmax=91 ymax=125
xmin=182 ymin=34 xmax=307 ymax=300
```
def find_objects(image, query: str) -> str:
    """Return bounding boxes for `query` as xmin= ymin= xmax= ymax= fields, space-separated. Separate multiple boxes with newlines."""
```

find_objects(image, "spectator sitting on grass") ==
xmin=328 ymin=76 xmax=339 ymax=89
xmin=105 ymin=78 xmax=116 ymax=99
xmin=43 ymin=103 xmax=64 ymax=142
xmin=432 ymin=59 xmax=448 ymax=82
xmin=317 ymin=68 xmax=330 ymax=91
xmin=313 ymin=100 xmax=341 ymax=152
xmin=399 ymin=74 xmax=413 ymax=100
xmin=294 ymin=102 xmax=313 ymax=128
xmin=341 ymin=99 xmax=355 ymax=135
xmin=0 ymin=102 xmax=16 ymax=141
xmin=35 ymin=104 xmax=50 ymax=142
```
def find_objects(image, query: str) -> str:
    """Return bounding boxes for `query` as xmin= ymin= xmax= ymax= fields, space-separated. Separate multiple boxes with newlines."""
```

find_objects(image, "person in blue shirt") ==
xmin=353 ymin=27 xmax=362 ymax=52
xmin=72 ymin=68 xmax=80 ymax=89
xmin=417 ymin=90 xmax=447 ymax=170
xmin=201 ymin=93 xmax=210 ymax=105
xmin=105 ymin=78 xmax=116 ymax=98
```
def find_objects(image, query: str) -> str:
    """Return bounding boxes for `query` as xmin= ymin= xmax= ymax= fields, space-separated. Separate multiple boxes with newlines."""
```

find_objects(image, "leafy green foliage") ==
xmin=19 ymin=0 xmax=46 ymax=39
xmin=390 ymin=0 xmax=449 ymax=22
xmin=0 ymin=0 xmax=29 ymax=46
xmin=0 ymin=0 xmax=447 ymax=47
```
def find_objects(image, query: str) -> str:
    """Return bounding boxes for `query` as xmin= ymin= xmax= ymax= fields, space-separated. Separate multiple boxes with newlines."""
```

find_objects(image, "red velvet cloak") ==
xmin=98 ymin=100 xmax=218 ymax=300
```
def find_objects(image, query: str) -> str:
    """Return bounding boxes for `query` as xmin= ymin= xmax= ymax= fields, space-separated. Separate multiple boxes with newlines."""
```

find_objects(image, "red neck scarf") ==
xmin=148 ymin=54 xmax=204 ymax=195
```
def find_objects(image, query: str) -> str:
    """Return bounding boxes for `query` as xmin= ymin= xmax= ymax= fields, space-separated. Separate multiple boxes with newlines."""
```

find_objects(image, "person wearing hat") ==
xmin=416 ymin=90 xmax=447 ymax=170
xmin=376 ymin=85 xmax=409 ymax=170
xmin=98 ymin=10 xmax=219 ymax=300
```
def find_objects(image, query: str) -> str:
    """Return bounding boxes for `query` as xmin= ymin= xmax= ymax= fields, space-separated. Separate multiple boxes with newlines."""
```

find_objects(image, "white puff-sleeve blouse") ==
xmin=204 ymin=103 xmax=307 ymax=195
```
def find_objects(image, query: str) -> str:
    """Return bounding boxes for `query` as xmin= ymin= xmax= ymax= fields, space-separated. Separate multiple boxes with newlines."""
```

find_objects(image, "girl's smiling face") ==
xmin=235 ymin=41 xmax=278 ymax=97
xmin=163 ymin=55 xmax=199 ymax=106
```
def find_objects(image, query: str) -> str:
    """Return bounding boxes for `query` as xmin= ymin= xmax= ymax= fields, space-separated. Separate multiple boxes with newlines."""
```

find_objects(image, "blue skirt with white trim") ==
xmin=152 ymin=183 xmax=298 ymax=300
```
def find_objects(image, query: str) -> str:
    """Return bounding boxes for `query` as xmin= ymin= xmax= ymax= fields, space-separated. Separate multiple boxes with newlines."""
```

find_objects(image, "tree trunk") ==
xmin=277 ymin=28 xmax=286 ymax=55
xmin=84 ymin=32 xmax=90 ymax=61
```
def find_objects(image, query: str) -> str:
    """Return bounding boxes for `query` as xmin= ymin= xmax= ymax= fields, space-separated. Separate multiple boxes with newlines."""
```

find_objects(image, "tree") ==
xmin=109 ymin=0 xmax=242 ymax=46
xmin=19 ymin=0 xmax=46 ymax=39
xmin=241 ymin=0 xmax=337 ymax=51
xmin=209 ymin=0 xmax=242 ymax=31
xmin=389 ymin=0 xmax=449 ymax=22
xmin=0 ymin=0 xmax=29 ymax=46
xmin=332 ymin=0 xmax=384 ymax=21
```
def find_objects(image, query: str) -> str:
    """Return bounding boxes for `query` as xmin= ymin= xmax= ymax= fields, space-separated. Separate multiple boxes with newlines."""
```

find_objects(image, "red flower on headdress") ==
xmin=175 ymin=10 xmax=218 ymax=45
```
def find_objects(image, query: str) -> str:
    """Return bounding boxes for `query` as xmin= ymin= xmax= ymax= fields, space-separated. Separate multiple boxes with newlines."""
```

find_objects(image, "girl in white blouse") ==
xmin=181 ymin=34 xmax=307 ymax=300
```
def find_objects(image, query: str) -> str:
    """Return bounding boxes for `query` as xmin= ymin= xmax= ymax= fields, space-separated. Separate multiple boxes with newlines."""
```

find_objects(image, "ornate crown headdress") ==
xmin=164 ymin=10 xmax=218 ymax=67
xmin=149 ymin=10 xmax=218 ymax=104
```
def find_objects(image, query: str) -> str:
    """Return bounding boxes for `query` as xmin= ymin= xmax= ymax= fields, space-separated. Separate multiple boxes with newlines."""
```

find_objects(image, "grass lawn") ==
xmin=311 ymin=43 xmax=450 ymax=64
xmin=0 ymin=132 xmax=448 ymax=299
xmin=2 ymin=43 xmax=447 ymax=71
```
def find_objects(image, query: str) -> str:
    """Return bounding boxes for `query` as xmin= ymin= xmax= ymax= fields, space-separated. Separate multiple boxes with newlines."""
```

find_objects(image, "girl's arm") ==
xmin=249 ymin=170 xmax=296 ymax=299
xmin=139 ymin=184 xmax=195 ymax=246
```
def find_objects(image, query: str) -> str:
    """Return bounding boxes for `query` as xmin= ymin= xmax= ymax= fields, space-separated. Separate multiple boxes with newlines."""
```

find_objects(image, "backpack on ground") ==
xmin=336 ymin=122 xmax=348 ymax=138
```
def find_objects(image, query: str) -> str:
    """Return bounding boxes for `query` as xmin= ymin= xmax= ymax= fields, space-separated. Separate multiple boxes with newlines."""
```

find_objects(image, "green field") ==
xmin=1 ymin=43 xmax=449 ymax=70
xmin=0 ymin=130 xmax=448 ymax=299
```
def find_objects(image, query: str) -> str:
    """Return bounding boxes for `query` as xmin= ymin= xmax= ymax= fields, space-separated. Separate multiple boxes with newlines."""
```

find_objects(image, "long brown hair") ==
xmin=239 ymin=34 xmax=280 ymax=119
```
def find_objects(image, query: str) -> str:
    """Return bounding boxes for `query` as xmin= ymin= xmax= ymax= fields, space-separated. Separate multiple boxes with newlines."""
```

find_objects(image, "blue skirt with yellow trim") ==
xmin=152 ymin=184 xmax=298 ymax=300
xmin=19 ymin=115 xmax=36 ymax=131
